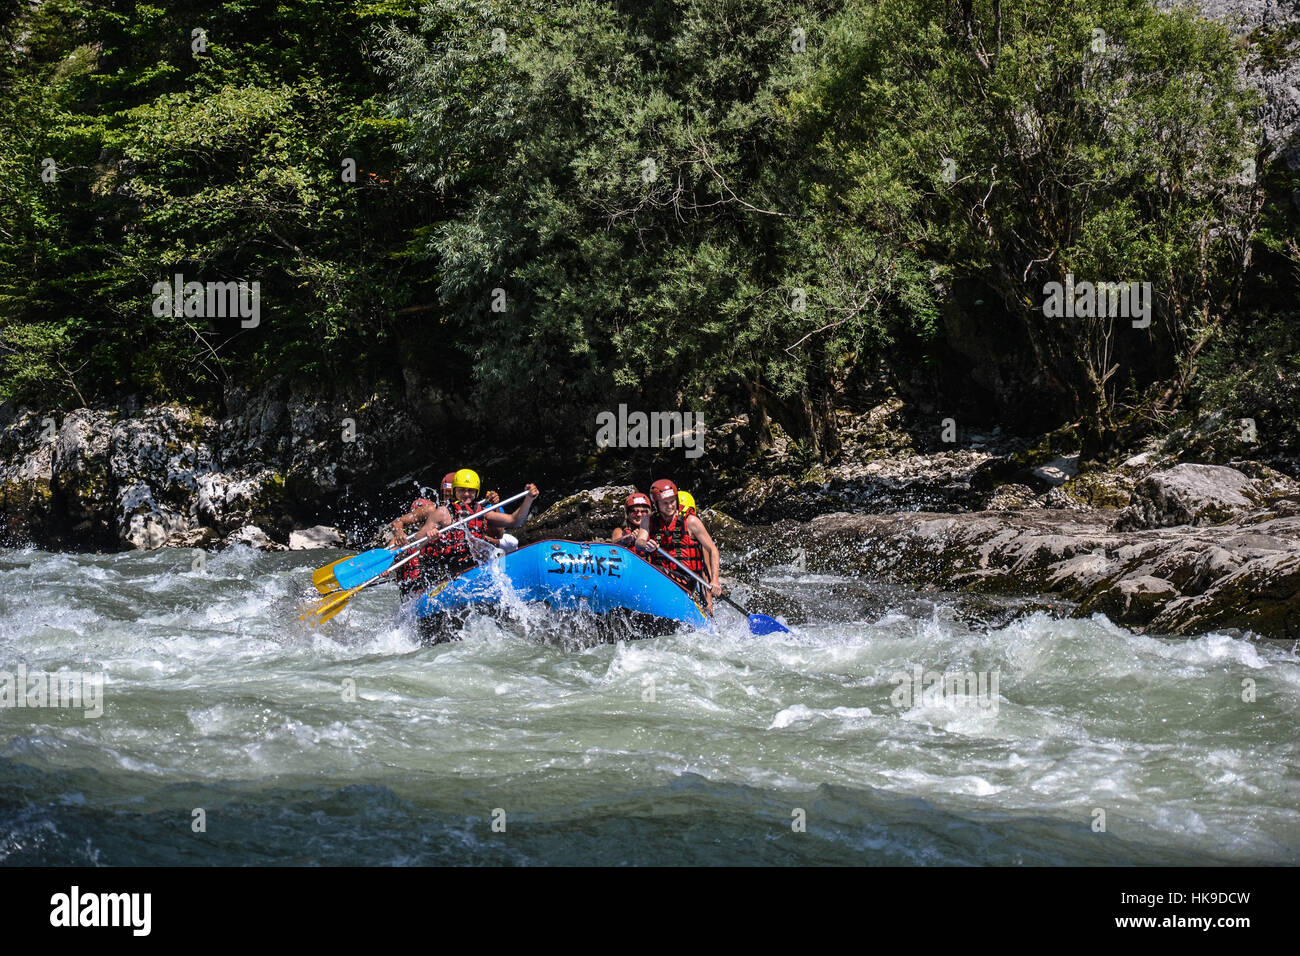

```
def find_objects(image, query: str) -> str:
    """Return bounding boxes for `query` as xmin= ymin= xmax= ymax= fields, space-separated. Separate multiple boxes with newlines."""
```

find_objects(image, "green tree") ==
xmin=1 ymin=0 xmax=435 ymax=408
xmin=789 ymin=0 xmax=1261 ymax=456
xmin=380 ymin=0 xmax=943 ymax=455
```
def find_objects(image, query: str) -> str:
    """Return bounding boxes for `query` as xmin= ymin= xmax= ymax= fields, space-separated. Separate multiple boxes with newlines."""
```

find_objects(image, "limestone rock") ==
xmin=51 ymin=408 xmax=114 ymax=523
xmin=1082 ymin=575 xmax=1182 ymax=628
xmin=1117 ymin=464 xmax=1256 ymax=529
xmin=1149 ymin=551 xmax=1300 ymax=639
xmin=0 ymin=410 xmax=57 ymax=542
xmin=224 ymin=525 xmax=287 ymax=551
xmin=196 ymin=468 xmax=288 ymax=536
xmin=531 ymin=485 xmax=637 ymax=541
xmin=1032 ymin=455 xmax=1078 ymax=487
xmin=109 ymin=405 xmax=217 ymax=549
xmin=164 ymin=526 xmax=221 ymax=549
xmin=984 ymin=483 xmax=1040 ymax=511
xmin=289 ymin=525 xmax=345 ymax=550
xmin=792 ymin=508 xmax=1300 ymax=639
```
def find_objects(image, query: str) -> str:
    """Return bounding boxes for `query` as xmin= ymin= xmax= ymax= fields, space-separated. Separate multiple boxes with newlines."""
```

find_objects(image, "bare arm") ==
xmin=485 ymin=483 xmax=539 ymax=531
xmin=390 ymin=510 xmax=420 ymax=545
xmin=412 ymin=510 xmax=450 ymax=544
xmin=687 ymin=514 xmax=722 ymax=597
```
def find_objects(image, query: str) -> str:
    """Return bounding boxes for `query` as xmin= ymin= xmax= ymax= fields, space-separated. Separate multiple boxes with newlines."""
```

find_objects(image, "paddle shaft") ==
xmin=651 ymin=545 xmax=789 ymax=633
xmin=647 ymin=544 xmax=737 ymax=610
xmin=387 ymin=489 xmax=526 ymax=552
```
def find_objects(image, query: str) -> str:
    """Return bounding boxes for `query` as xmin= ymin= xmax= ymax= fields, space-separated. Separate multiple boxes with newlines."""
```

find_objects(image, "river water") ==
xmin=1 ymin=545 xmax=1296 ymax=865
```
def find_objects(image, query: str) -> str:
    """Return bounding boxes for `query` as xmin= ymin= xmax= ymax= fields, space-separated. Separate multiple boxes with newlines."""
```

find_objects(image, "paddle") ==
xmin=302 ymin=492 xmax=528 ymax=626
xmin=302 ymin=548 xmax=424 ymax=627
xmin=312 ymin=554 xmax=355 ymax=594
xmin=312 ymin=491 xmax=528 ymax=594
xmin=313 ymin=539 xmax=423 ymax=594
xmin=314 ymin=535 xmax=429 ymax=595
xmin=650 ymin=546 xmax=790 ymax=635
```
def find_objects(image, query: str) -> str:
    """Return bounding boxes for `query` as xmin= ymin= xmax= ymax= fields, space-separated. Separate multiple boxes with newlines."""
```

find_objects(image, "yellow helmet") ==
xmin=452 ymin=468 xmax=481 ymax=492
xmin=678 ymin=490 xmax=697 ymax=511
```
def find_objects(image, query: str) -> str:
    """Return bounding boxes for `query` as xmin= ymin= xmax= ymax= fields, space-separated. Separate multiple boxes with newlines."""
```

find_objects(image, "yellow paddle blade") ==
xmin=306 ymin=594 xmax=353 ymax=627
xmin=312 ymin=554 xmax=354 ymax=594
xmin=301 ymin=581 xmax=365 ymax=627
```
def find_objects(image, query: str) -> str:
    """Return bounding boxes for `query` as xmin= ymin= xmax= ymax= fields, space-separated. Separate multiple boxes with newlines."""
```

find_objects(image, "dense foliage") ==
xmin=1 ymin=0 xmax=1295 ymax=461
xmin=0 ymin=0 xmax=435 ymax=407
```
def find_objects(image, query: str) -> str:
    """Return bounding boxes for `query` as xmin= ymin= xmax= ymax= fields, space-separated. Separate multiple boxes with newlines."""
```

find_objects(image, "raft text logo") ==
xmin=0 ymin=665 xmax=104 ymax=718
xmin=889 ymin=665 xmax=999 ymax=714
xmin=547 ymin=550 xmax=623 ymax=577
xmin=50 ymin=886 xmax=151 ymax=936
xmin=595 ymin=405 xmax=705 ymax=459
xmin=152 ymin=273 xmax=260 ymax=328
xmin=1042 ymin=274 xmax=1151 ymax=329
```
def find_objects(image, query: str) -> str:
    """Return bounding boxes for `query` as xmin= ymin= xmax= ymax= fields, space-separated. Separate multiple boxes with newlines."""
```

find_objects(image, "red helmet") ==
xmin=440 ymin=472 xmax=456 ymax=493
xmin=650 ymin=478 xmax=678 ymax=502
xmin=625 ymin=492 xmax=652 ymax=510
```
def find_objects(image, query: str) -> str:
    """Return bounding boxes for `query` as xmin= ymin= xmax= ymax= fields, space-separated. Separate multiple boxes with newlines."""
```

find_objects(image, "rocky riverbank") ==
xmin=529 ymin=462 xmax=1300 ymax=641
xmin=0 ymin=378 xmax=442 ymax=551
xmin=2 ymin=386 xmax=1298 ymax=640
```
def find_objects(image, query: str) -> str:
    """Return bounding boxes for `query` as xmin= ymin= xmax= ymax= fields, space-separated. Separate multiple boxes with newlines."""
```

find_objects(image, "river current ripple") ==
xmin=0 ymin=545 xmax=1296 ymax=865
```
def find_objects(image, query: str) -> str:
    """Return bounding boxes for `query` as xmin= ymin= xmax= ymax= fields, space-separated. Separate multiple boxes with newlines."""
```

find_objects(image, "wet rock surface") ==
xmin=289 ymin=525 xmax=346 ymax=550
xmin=0 ymin=378 xmax=441 ymax=552
xmin=1115 ymin=463 xmax=1297 ymax=530
xmin=224 ymin=525 xmax=288 ymax=552
xmin=527 ymin=485 xmax=638 ymax=543
xmin=773 ymin=506 xmax=1300 ymax=640
xmin=2 ymin=381 xmax=1298 ymax=640
xmin=0 ymin=411 xmax=57 ymax=543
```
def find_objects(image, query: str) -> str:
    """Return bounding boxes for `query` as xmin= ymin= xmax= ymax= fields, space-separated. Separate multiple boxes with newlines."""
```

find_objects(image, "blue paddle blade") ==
xmin=747 ymin=614 xmax=789 ymax=635
xmin=333 ymin=548 xmax=401 ymax=590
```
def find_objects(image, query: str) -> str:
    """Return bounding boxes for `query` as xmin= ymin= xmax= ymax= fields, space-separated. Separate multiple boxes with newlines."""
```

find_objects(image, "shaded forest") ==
xmin=2 ymin=0 xmax=1297 ymax=471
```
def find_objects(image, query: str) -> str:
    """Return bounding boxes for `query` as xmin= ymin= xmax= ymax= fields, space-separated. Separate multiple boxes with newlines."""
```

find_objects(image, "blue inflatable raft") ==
xmin=411 ymin=539 xmax=710 ymax=635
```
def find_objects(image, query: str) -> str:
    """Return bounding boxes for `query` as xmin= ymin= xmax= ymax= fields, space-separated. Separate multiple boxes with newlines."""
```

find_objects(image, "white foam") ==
xmin=768 ymin=703 xmax=874 ymax=729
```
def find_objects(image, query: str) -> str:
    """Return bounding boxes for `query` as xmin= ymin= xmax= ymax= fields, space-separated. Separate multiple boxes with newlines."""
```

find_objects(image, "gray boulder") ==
xmin=164 ymin=526 xmax=220 ymax=549
xmin=196 ymin=468 xmax=288 ymax=536
xmin=0 ymin=410 xmax=56 ymax=542
xmin=1117 ymin=464 xmax=1256 ymax=529
xmin=530 ymin=485 xmax=638 ymax=542
xmin=1032 ymin=455 xmax=1079 ymax=487
xmin=119 ymin=481 xmax=191 ymax=549
xmin=289 ymin=525 xmax=345 ymax=550
xmin=109 ymin=406 xmax=217 ymax=549
xmin=224 ymin=525 xmax=287 ymax=551
xmin=51 ymin=409 xmax=114 ymax=525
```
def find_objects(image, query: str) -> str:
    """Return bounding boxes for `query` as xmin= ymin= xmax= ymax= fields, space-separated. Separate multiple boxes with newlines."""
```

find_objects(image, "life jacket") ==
xmin=397 ymin=539 xmax=441 ymax=597
xmin=649 ymin=509 xmax=705 ymax=589
xmin=435 ymin=499 xmax=489 ymax=575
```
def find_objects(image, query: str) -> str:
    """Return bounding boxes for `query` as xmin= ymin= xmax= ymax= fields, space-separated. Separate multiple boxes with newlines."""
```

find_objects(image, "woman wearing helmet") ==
xmin=637 ymin=478 xmax=722 ymax=613
xmin=434 ymin=469 xmax=540 ymax=576
xmin=612 ymin=492 xmax=653 ymax=549
xmin=441 ymin=469 xmax=503 ymax=512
